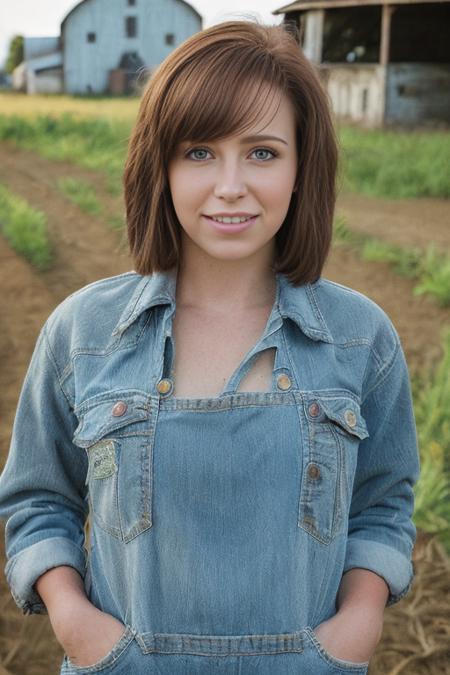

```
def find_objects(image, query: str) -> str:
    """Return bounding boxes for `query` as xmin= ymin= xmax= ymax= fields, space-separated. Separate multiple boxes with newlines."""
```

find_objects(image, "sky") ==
xmin=0 ymin=0 xmax=285 ymax=68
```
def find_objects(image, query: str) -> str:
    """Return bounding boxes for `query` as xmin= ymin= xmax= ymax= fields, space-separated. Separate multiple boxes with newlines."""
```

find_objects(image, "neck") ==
xmin=175 ymin=241 xmax=277 ymax=313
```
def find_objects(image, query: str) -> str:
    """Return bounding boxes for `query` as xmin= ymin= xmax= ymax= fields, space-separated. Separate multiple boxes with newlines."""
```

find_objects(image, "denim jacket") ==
xmin=0 ymin=268 xmax=420 ymax=629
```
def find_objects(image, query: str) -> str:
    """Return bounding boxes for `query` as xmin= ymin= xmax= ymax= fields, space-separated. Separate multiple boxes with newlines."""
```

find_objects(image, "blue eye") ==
xmin=250 ymin=148 xmax=278 ymax=161
xmin=184 ymin=146 xmax=278 ymax=162
xmin=186 ymin=148 xmax=211 ymax=161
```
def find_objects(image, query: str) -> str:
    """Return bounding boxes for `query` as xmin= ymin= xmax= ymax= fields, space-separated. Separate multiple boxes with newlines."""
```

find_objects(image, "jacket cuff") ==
xmin=343 ymin=538 xmax=415 ymax=608
xmin=5 ymin=537 xmax=87 ymax=615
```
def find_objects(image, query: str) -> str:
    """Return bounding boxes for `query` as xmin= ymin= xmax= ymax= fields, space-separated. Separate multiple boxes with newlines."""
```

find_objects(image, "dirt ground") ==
xmin=336 ymin=191 xmax=450 ymax=255
xmin=0 ymin=142 xmax=449 ymax=674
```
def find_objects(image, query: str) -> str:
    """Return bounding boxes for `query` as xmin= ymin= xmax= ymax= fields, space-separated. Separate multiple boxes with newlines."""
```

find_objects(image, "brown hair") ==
xmin=123 ymin=20 xmax=339 ymax=286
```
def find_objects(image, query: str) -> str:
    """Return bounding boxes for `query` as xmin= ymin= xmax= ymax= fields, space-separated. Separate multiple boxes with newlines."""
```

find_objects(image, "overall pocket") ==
xmin=298 ymin=392 xmax=369 ymax=545
xmin=305 ymin=626 xmax=369 ymax=673
xmin=73 ymin=390 xmax=156 ymax=542
xmin=62 ymin=624 xmax=137 ymax=674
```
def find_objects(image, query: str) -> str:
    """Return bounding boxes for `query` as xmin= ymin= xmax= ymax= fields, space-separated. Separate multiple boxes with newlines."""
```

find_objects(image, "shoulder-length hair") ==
xmin=123 ymin=20 xmax=339 ymax=286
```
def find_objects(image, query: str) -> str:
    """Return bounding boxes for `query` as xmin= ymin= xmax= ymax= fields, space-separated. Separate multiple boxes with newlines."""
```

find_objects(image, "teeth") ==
xmin=211 ymin=216 xmax=252 ymax=224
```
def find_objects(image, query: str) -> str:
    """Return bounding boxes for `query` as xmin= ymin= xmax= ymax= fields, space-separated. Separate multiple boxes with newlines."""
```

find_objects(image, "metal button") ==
xmin=308 ymin=401 xmax=320 ymax=417
xmin=111 ymin=401 xmax=127 ymax=416
xmin=277 ymin=374 xmax=292 ymax=391
xmin=308 ymin=464 xmax=321 ymax=479
xmin=344 ymin=409 xmax=357 ymax=427
xmin=156 ymin=378 xmax=173 ymax=395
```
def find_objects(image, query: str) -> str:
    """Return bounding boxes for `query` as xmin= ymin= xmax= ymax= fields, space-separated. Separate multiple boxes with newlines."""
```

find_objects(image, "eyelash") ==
xmin=184 ymin=147 xmax=279 ymax=162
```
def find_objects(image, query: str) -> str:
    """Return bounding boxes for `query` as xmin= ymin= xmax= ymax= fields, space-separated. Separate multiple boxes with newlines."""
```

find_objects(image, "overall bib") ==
xmin=61 ymin=297 xmax=370 ymax=675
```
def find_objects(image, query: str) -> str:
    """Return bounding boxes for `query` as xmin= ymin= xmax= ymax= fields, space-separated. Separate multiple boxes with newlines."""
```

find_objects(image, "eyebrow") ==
xmin=239 ymin=134 xmax=288 ymax=146
xmin=178 ymin=134 xmax=289 ymax=149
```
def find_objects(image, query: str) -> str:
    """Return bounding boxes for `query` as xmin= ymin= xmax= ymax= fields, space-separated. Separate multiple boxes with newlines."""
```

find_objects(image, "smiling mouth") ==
xmin=205 ymin=215 xmax=257 ymax=224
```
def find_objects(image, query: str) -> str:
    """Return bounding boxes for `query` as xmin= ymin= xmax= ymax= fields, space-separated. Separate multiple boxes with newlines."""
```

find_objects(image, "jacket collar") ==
xmin=112 ymin=267 xmax=333 ymax=343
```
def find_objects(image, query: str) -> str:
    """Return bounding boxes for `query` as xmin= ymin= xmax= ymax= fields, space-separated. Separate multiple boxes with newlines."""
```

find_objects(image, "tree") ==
xmin=5 ymin=35 xmax=24 ymax=74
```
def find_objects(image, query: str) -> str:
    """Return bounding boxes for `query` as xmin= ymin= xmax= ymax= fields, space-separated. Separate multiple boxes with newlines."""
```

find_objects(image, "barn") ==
xmin=273 ymin=0 xmax=450 ymax=127
xmin=13 ymin=0 xmax=202 ymax=95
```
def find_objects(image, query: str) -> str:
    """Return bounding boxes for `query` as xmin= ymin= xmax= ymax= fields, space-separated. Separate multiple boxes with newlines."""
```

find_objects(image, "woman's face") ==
xmin=167 ymin=88 xmax=298 ymax=265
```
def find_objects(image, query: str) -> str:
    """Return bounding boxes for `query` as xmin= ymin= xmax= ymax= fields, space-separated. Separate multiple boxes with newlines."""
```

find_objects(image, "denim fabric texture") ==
xmin=0 ymin=267 xmax=420 ymax=673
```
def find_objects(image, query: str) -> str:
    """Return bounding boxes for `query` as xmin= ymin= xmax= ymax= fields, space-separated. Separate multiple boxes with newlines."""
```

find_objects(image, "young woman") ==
xmin=0 ymin=20 xmax=420 ymax=675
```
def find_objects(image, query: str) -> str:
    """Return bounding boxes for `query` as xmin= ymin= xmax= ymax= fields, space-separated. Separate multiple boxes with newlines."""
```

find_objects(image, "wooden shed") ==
xmin=273 ymin=0 xmax=450 ymax=127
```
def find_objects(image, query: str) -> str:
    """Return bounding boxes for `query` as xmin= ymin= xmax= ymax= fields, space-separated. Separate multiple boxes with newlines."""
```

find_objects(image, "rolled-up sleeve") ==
xmin=344 ymin=335 xmax=421 ymax=607
xmin=0 ymin=321 xmax=88 ymax=615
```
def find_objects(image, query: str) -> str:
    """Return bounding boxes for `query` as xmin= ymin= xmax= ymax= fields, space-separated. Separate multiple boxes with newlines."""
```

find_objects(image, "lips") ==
xmin=203 ymin=214 xmax=258 ymax=234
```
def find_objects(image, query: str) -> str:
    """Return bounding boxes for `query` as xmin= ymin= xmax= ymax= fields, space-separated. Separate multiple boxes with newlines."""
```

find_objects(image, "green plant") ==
xmin=108 ymin=214 xmax=126 ymax=230
xmin=333 ymin=215 xmax=450 ymax=306
xmin=361 ymin=240 xmax=421 ymax=279
xmin=5 ymin=35 xmax=24 ymax=75
xmin=0 ymin=183 xmax=52 ymax=269
xmin=413 ymin=244 xmax=450 ymax=308
xmin=57 ymin=177 xmax=102 ymax=216
xmin=412 ymin=327 xmax=450 ymax=553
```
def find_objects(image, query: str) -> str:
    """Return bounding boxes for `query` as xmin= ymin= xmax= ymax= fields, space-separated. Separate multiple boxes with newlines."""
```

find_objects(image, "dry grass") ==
xmin=0 ymin=92 xmax=139 ymax=122
xmin=369 ymin=531 xmax=450 ymax=674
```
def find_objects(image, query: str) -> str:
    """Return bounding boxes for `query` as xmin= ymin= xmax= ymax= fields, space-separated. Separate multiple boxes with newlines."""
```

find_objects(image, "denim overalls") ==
xmin=0 ymin=268 xmax=420 ymax=675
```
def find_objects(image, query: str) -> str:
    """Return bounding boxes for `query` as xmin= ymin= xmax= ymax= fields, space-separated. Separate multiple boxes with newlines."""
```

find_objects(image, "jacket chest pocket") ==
xmin=298 ymin=393 xmax=369 ymax=545
xmin=73 ymin=390 xmax=156 ymax=543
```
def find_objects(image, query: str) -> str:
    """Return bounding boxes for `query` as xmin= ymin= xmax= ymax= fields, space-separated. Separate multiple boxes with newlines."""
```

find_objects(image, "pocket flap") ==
xmin=314 ymin=396 xmax=369 ymax=441
xmin=73 ymin=390 xmax=151 ymax=448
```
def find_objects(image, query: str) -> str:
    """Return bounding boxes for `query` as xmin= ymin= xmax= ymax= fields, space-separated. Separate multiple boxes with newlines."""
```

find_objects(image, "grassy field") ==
xmin=338 ymin=124 xmax=450 ymax=198
xmin=1 ymin=92 xmax=450 ymax=199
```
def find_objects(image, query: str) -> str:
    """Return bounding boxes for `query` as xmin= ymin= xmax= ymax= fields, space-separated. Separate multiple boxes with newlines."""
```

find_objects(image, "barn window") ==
xmin=87 ymin=32 xmax=96 ymax=43
xmin=165 ymin=33 xmax=175 ymax=45
xmin=126 ymin=16 xmax=137 ymax=38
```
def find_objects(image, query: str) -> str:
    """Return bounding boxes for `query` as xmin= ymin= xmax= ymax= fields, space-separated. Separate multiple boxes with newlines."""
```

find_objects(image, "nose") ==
xmin=213 ymin=160 xmax=248 ymax=201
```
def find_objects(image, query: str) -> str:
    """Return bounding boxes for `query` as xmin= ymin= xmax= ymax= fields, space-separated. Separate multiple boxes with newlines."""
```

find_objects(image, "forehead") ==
xmin=167 ymin=75 xmax=295 ymax=151
xmin=249 ymin=90 xmax=295 ymax=133
xmin=241 ymin=86 xmax=292 ymax=127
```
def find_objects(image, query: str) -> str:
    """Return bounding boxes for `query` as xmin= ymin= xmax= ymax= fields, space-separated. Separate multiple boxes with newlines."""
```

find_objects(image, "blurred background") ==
xmin=0 ymin=1 xmax=449 ymax=673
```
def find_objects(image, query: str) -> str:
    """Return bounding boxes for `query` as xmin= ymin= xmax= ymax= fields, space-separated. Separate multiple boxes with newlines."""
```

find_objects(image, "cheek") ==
xmin=257 ymin=171 xmax=295 ymax=210
xmin=169 ymin=170 xmax=208 ymax=215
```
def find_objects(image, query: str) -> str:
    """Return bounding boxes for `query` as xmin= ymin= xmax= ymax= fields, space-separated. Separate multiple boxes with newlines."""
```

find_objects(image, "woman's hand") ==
xmin=49 ymin=596 xmax=127 ymax=667
xmin=312 ymin=606 xmax=384 ymax=664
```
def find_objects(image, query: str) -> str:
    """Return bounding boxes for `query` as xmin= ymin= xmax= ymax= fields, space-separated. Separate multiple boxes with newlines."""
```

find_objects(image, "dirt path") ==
xmin=0 ymin=143 xmax=132 ymax=303
xmin=323 ymin=246 xmax=450 ymax=377
xmin=336 ymin=190 xmax=450 ymax=254
xmin=0 ymin=141 xmax=449 ymax=674
xmin=0 ymin=235 xmax=64 ymax=675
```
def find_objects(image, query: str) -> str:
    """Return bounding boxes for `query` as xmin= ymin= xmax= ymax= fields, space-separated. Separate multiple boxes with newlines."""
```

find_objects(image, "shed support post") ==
xmin=380 ymin=4 xmax=393 ymax=66
xmin=303 ymin=9 xmax=324 ymax=63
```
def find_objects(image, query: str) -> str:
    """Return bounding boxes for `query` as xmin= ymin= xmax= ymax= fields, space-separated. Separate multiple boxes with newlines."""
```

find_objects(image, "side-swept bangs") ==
xmin=123 ymin=20 xmax=339 ymax=286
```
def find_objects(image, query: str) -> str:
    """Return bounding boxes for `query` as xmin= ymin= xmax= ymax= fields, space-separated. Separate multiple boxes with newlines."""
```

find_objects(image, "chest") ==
xmin=170 ymin=306 xmax=276 ymax=398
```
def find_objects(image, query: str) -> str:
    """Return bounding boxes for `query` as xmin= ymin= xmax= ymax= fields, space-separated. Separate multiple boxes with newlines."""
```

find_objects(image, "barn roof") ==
xmin=273 ymin=0 xmax=450 ymax=13
xmin=61 ymin=0 xmax=202 ymax=30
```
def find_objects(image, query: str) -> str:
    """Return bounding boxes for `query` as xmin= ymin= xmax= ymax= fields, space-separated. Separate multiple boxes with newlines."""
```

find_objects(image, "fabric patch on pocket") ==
xmin=89 ymin=440 xmax=117 ymax=479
